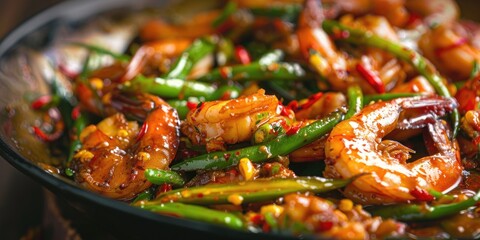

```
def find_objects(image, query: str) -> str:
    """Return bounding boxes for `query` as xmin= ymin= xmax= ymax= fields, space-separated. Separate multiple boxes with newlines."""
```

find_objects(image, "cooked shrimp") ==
xmin=139 ymin=10 xmax=219 ymax=42
xmin=331 ymin=0 xmax=409 ymax=27
xmin=324 ymin=97 xmax=462 ymax=204
xmin=405 ymin=0 xmax=459 ymax=27
xmin=295 ymin=92 xmax=347 ymax=120
xmin=419 ymin=25 xmax=480 ymax=81
xmin=71 ymin=95 xmax=180 ymax=200
xmin=120 ymin=39 xmax=191 ymax=82
xmin=181 ymin=89 xmax=282 ymax=152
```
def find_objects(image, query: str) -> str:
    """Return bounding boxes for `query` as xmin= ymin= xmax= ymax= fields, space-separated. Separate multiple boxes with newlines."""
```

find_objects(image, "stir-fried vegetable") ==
xmin=21 ymin=0 xmax=480 ymax=238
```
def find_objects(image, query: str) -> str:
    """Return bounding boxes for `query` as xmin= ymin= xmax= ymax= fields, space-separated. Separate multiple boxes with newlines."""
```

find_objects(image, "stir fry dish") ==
xmin=16 ymin=0 xmax=480 ymax=238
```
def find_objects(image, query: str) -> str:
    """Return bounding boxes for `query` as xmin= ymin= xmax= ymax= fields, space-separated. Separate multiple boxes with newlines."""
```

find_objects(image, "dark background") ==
xmin=0 ymin=1 xmax=63 ymax=239
xmin=0 ymin=0 xmax=479 ymax=239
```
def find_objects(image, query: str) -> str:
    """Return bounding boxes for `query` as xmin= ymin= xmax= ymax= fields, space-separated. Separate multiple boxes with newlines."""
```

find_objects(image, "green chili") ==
xmin=150 ymin=176 xmax=355 ymax=205
xmin=137 ymin=202 xmax=244 ymax=230
xmin=249 ymin=4 xmax=302 ymax=22
xmin=345 ymin=85 xmax=363 ymax=119
xmin=164 ymin=37 xmax=216 ymax=79
xmin=145 ymin=169 xmax=185 ymax=187
xmin=171 ymin=111 xmax=344 ymax=171
xmin=368 ymin=190 xmax=480 ymax=221
xmin=322 ymin=20 xmax=460 ymax=136
xmin=212 ymin=1 xmax=237 ymax=28
xmin=362 ymin=93 xmax=422 ymax=105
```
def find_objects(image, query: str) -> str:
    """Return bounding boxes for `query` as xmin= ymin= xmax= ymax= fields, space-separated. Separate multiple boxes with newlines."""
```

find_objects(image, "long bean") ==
xmin=171 ymin=111 xmax=344 ymax=171
xmin=145 ymin=169 xmax=185 ymax=187
xmin=368 ymin=190 xmax=480 ymax=221
xmin=148 ymin=176 xmax=355 ymax=205
xmin=137 ymin=202 xmax=244 ymax=230
xmin=322 ymin=20 xmax=460 ymax=136
xmin=196 ymin=50 xmax=313 ymax=82
xmin=164 ymin=37 xmax=216 ymax=79
xmin=345 ymin=85 xmax=363 ymax=119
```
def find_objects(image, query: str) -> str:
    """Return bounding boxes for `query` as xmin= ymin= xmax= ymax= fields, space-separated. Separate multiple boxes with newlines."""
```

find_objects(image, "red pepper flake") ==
xmin=32 ymin=126 xmax=61 ymax=142
xmin=332 ymin=28 xmax=350 ymax=40
xmin=220 ymin=90 xmax=231 ymax=100
xmin=435 ymin=38 xmax=468 ymax=56
xmin=186 ymin=101 xmax=198 ymax=110
xmin=286 ymin=124 xmax=301 ymax=136
xmin=226 ymin=168 xmax=238 ymax=176
xmin=262 ymin=222 xmax=271 ymax=233
xmin=316 ymin=221 xmax=333 ymax=232
xmin=406 ymin=12 xmax=422 ymax=27
xmin=234 ymin=45 xmax=251 ymax=65
xmin=159 ymin=183 xmax=172 ymax=193
xmin=473 ymin=136 xmax=480 ymax=146
xmin=250 ymin=214 xmax=264 ymax=225
xmin=287 ymin=100 xmax=299 ymax=112
xmin=235 ymin=151 xmax=240 ymax=156
xmin=356 ymin=63 xmax=385 ymax=93
xmin=197 ymin=193 xmax=204 ymax=198
xmin=136 ymin=122 xmax=148 ymax=142
xmin=410 ymin=187 xmax=434 ymax=201
xmin=219 ymin=67 xmax=232 ymax=79
xmin=223 ymin=153 xmax=231 ymax=161
xmin=279 ymin=105 xmax=293 ymax=117
xmin=31 ymin=95 xmax=52 ymax=110
xmin=71 ymin=106 xmax=81 ymax=120
xmin=299 ymin=92 xmax=324 ymax=110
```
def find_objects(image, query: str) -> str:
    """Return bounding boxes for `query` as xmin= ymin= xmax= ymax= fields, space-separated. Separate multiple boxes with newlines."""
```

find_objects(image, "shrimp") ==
xmin=419 ymin=25 xmax=480 ymax=81
xmin=71 ymin=95 xmax=180 ymax=200
xmin=181 ymin=89 xmax=282 ymax=152
xmin=120 ymin=39 xmax=192 ymax=82
xmin=324 ymin=96 xmax=462 ymax=204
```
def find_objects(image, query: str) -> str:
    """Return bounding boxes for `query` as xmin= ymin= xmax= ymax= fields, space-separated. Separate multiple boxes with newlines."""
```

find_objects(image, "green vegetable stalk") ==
xmin=171 ymin=111 xmax=344 ymax=171
xmin=322 ymin=20 xmax=460 ymax=136
xmin=137 ymin=202 xmax=244 ymax=230
xmin=148 ymin=176 xmax=355 ymax=205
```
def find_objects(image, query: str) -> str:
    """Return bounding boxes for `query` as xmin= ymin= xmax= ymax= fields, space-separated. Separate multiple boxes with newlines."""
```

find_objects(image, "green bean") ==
xmin=212 ymin=1 xmax=237 ymax=28
xmin=171 ymin=111 xmax=344 ymax=171
xmin=196 ymin=49 xmax=312 ymax=83
xmin=164 ymin=37 xmax=216 ymax=79
xmin=132 ymin=188 xmax=155 ymax=204
xmin=362 ymin=93 xmax=422 ymax=105
xmin=249 ymin=4 xmax=302 ymax=22
xmin=150 ymin=176 xmax=355 ymax=205
xmin=69 ymin=42 xmax=130 ymax=62
xmin=137 ymin=202 xmax=244 ymax=230
xmin=322 ymin=20 xmax=460 ymax=136
xmin=368 ymin=190 xmax=480 ymax=221
xmin=345 ymin=85 xmax=363 ymax=119
xmin=145 ymin=169 xmax=185 ymax=187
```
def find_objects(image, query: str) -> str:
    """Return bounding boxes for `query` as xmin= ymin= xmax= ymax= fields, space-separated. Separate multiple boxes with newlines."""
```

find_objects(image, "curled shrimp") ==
xmin=324 ymin=97 xmax=462 ymax=204
xmin=181 ymin=89 xmax=282 ymax=152
xmin=419 ymin=25 xmax=480 ymax=81
xmin=72 ymin=95 xmax=180 ymax=200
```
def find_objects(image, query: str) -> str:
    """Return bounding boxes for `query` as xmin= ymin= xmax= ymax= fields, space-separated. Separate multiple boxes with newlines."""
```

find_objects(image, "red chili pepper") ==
xmin=455 ymin=86 xmax=477 ymax=114
xmin=219 ymin=67 xmax=231 ymax=79
xmin=405 ymin=12 xmax=422 ymax=27
xmin=136 ymin=122 xmax=148 ymax=142
xmin=299 ymin=92 xmax=324 ymax=110
xmin=234 ymin=45 xmax=251 ymax=65
xmin=286 ymin=124 xmax=301 ymax=136
xmin=250 ymin=214 xmax=264 ymax=225
xmin=32 ymin=126 xmax=62 ymax=142
xmin=186 ymin=101 xmax=198 ymax=110
xmin=410 ymin=187 xmax=434 ymax=202
xmin=435 ymin=38 xmax=468 ymax=56
xmin=31 ymin=95 xmax=52 ymax=110
xmin=71 ymin=106 xmax=81 ymax=120
xmin=158 ymin=183 xmax=172 ymax=193
xmin=287 ymin=100 xmax=299 ymax=112
xmin=356 ymin=63 xmax=385 ymax=93
xmin=316 ymin=221 xmax=334 ymax=232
